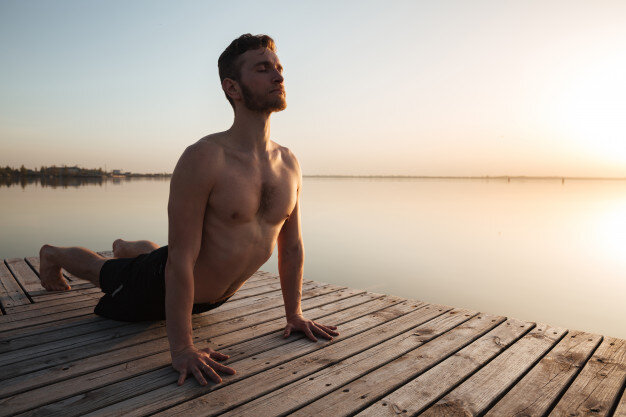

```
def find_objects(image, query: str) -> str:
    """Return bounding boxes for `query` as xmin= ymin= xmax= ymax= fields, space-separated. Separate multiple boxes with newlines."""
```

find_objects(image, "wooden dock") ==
xmin=0 ymin=252 xmax=625 ymax=416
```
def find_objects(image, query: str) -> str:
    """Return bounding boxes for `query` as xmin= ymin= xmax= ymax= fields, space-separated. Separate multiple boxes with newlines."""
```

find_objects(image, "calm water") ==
xmin=1 ymin=177 xmax=624 ymax=338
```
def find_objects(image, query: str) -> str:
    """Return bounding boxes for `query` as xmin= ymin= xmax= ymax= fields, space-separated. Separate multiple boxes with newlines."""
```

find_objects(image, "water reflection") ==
xmin=0 ymin=176 xmax=170 ymax=189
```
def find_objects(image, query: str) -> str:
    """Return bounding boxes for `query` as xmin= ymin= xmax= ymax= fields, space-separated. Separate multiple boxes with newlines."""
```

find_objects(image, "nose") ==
xmin=273 ymin=69 xmax=284 ymax=84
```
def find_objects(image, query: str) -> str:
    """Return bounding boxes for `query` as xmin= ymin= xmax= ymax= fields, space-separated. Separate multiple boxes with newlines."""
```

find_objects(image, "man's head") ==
xmin=218 ymin=34 xmax=286 ymax=113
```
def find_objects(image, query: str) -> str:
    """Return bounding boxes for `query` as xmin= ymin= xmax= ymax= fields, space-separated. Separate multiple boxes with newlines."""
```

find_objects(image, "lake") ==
xmin=1 ymin=176 xmax=624 ymax=338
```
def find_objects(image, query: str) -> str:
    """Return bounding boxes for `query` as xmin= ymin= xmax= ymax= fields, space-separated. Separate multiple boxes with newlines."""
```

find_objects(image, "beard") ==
xmin=240 ymin=82 xmax=287 ymax=113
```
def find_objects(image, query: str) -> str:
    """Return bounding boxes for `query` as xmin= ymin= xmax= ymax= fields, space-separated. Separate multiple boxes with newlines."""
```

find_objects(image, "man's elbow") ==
xmin=164 ymin=254 xmax=195 ymax=284
xmin=279 ymin=243 xmax=305 ymax=263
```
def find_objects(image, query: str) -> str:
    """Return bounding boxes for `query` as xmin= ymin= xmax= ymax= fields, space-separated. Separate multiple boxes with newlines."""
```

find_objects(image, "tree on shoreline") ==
xmin=0 ymin=165 xmax=170 ymax=179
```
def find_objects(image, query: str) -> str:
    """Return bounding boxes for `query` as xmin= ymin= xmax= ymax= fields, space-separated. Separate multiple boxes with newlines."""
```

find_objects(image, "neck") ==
xmin=227 ymin=106 xmax=272 ymax=153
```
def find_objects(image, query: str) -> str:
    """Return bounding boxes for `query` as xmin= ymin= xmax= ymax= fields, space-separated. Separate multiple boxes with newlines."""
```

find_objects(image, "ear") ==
xmin=222 ymin=78 xmax=241 ymax=102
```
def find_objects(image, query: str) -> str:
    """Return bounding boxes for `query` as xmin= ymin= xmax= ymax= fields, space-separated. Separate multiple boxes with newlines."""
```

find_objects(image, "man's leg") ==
xmin=112 ymin=239 xmax=160 ymax=258
xmin=39 ymin=245 xmax=107 ymax=291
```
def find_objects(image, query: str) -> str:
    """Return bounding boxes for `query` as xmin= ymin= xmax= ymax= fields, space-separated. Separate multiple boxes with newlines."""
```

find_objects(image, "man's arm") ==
xmin=166 ymin=141 xmax=235 ymax=386
xmin=277 ymin=186 xmax=305 ymax=319
xmin=278 ymin=157 xmax=339 ymax=342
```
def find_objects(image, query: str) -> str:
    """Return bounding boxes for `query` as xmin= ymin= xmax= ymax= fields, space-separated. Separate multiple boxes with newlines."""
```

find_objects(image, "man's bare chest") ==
xmin=208 ymin=169 xmax=298 ymax=226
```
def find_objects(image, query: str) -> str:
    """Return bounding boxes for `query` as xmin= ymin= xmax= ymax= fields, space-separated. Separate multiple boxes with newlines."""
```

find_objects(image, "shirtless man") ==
xmin=38 ymin=33 xmax=339 ymax=387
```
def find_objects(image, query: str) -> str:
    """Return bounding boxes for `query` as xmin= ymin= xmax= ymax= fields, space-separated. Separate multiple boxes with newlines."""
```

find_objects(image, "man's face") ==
xmin=236 ymin=48 xmax=286 ymax=113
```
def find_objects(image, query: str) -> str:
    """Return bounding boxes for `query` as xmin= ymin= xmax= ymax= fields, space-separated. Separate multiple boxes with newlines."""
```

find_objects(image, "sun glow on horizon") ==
xmin=540 ymin=51 xmax=626 ymax=170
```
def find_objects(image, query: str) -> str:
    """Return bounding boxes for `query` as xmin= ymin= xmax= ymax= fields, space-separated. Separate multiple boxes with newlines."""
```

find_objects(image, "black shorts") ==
xmin=94 ymin=246 xmax=231 ymax=322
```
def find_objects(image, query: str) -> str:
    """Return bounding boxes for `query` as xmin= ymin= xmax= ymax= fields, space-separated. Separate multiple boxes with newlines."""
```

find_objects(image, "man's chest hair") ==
xmin=209 ymin=169 xmax=297 ymax=225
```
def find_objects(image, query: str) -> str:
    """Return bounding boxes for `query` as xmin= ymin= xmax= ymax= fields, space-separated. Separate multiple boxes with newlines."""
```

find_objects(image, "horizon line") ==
xmin=302 ymin=174 xmax=626 ymax=180
xmin=4 ymin=165 xmax=625 ymax=180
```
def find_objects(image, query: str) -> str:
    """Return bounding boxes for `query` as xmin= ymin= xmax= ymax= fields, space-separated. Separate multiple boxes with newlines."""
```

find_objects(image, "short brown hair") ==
xmin=218 ymin=34 xmax=277 ymax=108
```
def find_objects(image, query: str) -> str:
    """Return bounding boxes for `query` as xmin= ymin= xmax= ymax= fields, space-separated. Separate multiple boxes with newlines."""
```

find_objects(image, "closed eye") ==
xmin=255 ymin=62 xmax=283 ymax=73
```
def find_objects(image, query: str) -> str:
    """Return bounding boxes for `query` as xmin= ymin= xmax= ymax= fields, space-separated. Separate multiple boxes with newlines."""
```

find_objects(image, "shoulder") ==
xmin=187 ymin=133 xmax=227 ymax=161
xmin=176 ymin=133 xmax=227 ymax=175
xmin=273 ymin=143 xmax=302 ymax=191
xmin=274 ymin=143 xmax=301 ymax=174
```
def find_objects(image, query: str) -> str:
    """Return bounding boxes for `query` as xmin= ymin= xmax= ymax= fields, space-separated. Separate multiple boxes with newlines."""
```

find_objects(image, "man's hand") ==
xmin=283 ymin=314 xmax=339 ymax=342
xmin=171 ymin=345 xmax=236 ymax=386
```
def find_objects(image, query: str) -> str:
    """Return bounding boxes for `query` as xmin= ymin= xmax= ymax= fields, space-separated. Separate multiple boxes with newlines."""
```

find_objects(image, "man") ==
xmin=38 ymin=33 xmax=339 ymax=387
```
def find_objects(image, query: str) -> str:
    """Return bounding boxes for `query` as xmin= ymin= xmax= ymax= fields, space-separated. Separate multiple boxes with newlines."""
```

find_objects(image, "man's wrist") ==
xmin=170 ymin=344 xmax=195 ymax=356
xmin=286 ymin=311 xmax=303 ymax=320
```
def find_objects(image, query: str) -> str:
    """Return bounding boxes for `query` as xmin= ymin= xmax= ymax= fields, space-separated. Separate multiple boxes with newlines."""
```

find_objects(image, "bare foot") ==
xmin=112 ymin=238 xmax=158 ymax=258
xmin=39 ymin=245 xmax=71 ymax=291
xmin=112 ymin=238 xmax=126 ymax=258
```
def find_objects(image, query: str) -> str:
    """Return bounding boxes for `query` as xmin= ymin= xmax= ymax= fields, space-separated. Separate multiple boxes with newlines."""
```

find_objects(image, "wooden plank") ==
xmin=5 ymin=291 xmax=103 ymax=313
xmin=0 ymin=316 xmax=163 ymax=368
xmin=1 ymin=294 xmax=409 ymax=415
xmin=0 ymin=281 xmax=334 ymax=362
xmin=27 ymin=282 xmax=106 ymax=296
xmin=0 ymin=284 xmax=356 ymax=381
xmin=0 ymin=280 xmax=331 ymax=349
xmin=111 ymin=303 xmax=448 ymax=417
xmin=0 ymin=277 xmax=319 ymax=333
xmin=223 ymin=275 xmax=281 ymax=289
xmin=0 ymin=306 xmax=96 ymax=332
xmin=5 ymin=258 xmax=47 ymax=294
xmin=0 ymin=312 xmax=111 ymax=344
xmin=485 ymin=330 xmax=602 ymax=416
xmin=2 ymin=276 xmax=294 ymax=325
xmin=0 ymin=281 xmax=328 ymax=352
xmin=0 ymin=287 xmax=342 ymax=373
xmin=29 ymin=286 xmax=103 ymax=302
xmin=0 ymin=262 xmax=31 ymax=308
xmin=34 ymin=298 xmax=427 ymax=417
xmin=549 ymin=337 xmax=626 ymax=416
xmin=614 ymin=388 xmax=626 ymax=417
xmin=419 ymin=323 xmax=567 ymax=416
xmin=0 ymin=280 xmax=327 ymax=344
xmin=226 ymin=309 xmax=491 ymax=417
xmin=0 ymin=291 xmax=387 ymax=400
xmin=285 ymin=313 xmax=505 ymax=417
xmin=356 ymin=317 xmax=533 ymax=416
xmin=0 ymin=298 xmax=101 ymax=323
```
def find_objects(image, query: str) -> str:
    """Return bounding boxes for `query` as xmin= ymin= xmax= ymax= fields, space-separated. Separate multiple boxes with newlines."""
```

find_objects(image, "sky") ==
xmin=1 ymin=0 xmax=625 ymax=177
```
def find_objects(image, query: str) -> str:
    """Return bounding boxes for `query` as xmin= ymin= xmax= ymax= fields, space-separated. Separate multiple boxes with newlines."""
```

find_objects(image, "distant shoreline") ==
xmin=0 ymin=165 xmax=171 ymax=180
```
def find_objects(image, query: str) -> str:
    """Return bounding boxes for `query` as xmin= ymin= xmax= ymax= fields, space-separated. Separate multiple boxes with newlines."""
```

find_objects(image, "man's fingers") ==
xmin=208 ymin=359 xmax=237 ymax=375
xmin=314 ymin=322 xmax=340 ymax=336
xmin=304 ymin=325 xmax=317 ymax=342
xmin=178 ymin=370 xmax=187 ymax=386
xmin=202 ymin=348 xmax=230 ymax=361
xmin=311 ymin=323 xmax=333 ymax=340
xmin=211 ymin=351 xmax=229 ymax=360
xmin=283 ymin=326 xmax=292 ymax=338
xmin=192 ymin=367 xmax=208 ymax=386
xmin=202 ymin=364 xmax=222 ymax=383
